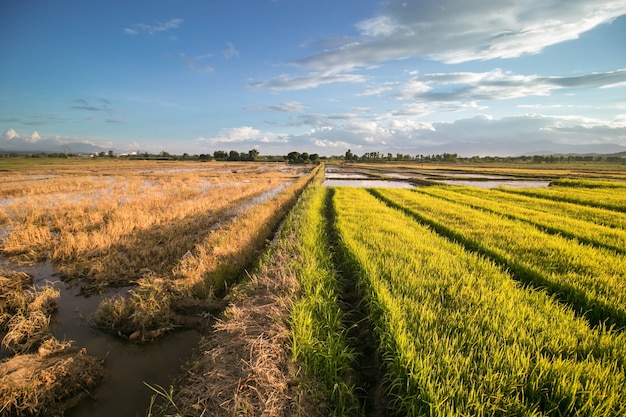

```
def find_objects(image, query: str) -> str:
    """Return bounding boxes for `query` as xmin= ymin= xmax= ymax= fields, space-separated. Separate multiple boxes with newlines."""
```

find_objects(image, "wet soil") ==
xmin=1 ymin=261 xmax=203 ymax=417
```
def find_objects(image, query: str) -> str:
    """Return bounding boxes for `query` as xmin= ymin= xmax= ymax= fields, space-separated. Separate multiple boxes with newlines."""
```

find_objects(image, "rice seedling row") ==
xmin=288 ymin=184 xmax=360 ymax=415
xmin=500 ymin=182 xmax=626 ymax=213
xmin=415 ymin=185 xmax=626 ymax=254
xmin=332 ymin=187 xmax=626 ymax=416
xmin=445 ymin=185 xmax=626 ymax=231
xmin=371 ymin=188 xmax=626 ymax=329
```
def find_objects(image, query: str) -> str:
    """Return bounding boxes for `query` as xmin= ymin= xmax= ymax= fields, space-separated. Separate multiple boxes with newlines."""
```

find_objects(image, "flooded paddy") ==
xmin=0 ymin=260 xmax=201 ymax=417
xmin=324 ymin=164 xmax=552 ymax=189
xmin=0 ymin=160 xmax=316 ymax=416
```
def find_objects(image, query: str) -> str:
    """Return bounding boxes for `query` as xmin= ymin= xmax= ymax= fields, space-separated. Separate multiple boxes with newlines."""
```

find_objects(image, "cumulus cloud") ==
xmin=2 ymin=129 xmax=41 ymax=143
xmin=2 ymin=129 xmax=20 ymax=140
xmin=279 ymin=112 xmax=626 ymax=156
xmin=197 ymin=126 xmax=288 ymax=148
xmin=292 ymin=0 xmax=626 ymax=73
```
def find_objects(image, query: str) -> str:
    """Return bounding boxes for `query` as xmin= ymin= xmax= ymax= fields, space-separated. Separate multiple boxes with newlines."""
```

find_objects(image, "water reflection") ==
xmin=5 ymin=262 xmax=200 ymax=417
xmin=323 ymin=179 xmax=414 ymax=188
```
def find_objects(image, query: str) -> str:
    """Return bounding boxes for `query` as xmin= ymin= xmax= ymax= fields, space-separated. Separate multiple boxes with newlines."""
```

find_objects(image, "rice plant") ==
xmin=332 ymin=187 xmax=626 ymax=416
xmin=373 ymin=187 xmax=626 ymax=329
xmin=288 ymin=183 xmax=359 ymax=416
xmin=416 ymin=185 xmax=626 ymax=254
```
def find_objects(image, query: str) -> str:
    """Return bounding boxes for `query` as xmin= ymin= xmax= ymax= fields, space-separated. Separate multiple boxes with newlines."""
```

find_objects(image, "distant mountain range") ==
xmin=1 ymin=134 xmax=625 ymax=158
xmin=0 ymin=139 xmax=114 ymax=155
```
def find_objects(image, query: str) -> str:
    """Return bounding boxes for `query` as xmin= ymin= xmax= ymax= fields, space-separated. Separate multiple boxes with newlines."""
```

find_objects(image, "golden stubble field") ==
xmin=0 ymin=158 xmax=317 ymax=416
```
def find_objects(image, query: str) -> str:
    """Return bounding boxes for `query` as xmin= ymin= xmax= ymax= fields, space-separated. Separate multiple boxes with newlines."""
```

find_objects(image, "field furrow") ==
xmin=500 ymin=185 xmax=626 ymax=213
xmin=372 ymin=188 xmax=626 ymax=329
xmin=416 ymin=185 xmax=626 ymax=254
xmin=333 ymin=187 xmax=626 ymax=416
xmin=450 ymin=186 xmax=626 ymax=230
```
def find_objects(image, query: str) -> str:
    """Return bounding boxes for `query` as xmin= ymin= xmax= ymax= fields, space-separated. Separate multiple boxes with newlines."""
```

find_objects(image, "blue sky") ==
xmin=1 ymin=0 xmax=626 ymax=156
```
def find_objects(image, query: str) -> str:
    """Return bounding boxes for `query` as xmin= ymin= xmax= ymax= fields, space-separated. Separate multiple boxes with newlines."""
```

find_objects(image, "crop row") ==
xmin=414 ymin=185 xmax=626 ymax=254
xmin=500 ymin=182 xmax=626 ymax=213
xmin=288 ymin=180 xmax=359 ymax=414
xmin=332 ymin=187 xmax=626 ymax=416
xmin=373 ymin=188 xmax=626 ymax=329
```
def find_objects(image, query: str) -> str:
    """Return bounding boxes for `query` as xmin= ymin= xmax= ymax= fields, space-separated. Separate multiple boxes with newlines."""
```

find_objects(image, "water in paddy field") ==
xmin=3 ymin=261 xmax=200 ymax=417
xmin=323 ymin=179 xmax=415 ymax=188
xmin=323 ymin=165 xmax=552 ymax=189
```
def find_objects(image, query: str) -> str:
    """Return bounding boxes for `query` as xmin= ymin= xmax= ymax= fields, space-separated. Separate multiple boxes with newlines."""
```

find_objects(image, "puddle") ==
xmin=2 ymin=261 xmax=200 ymax=417
xmin=323 ymin=179 xmax=414 ymax=188
xmin=438 ymin=180 xmax=551 ymax=189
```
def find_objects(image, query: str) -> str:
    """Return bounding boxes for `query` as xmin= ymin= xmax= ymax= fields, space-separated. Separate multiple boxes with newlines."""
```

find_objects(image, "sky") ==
xmin=1 ymin=0 xmax=626 ymax=157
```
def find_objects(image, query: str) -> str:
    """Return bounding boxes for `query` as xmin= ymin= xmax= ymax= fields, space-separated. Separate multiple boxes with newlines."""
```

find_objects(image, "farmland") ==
xmin=1 ymin=158 xmax=626 ymax=416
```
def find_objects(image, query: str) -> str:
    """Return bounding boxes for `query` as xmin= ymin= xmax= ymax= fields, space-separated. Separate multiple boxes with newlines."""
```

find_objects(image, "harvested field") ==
xmin=0 ymin=159 xmax=317 ymax=416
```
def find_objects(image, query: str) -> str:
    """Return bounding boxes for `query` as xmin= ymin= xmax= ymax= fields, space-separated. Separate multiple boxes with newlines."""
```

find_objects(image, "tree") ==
xmin=248 ymin=149 xmax=259 ymax=161
xmin=287 ymin=151 xmax=301 ymax=163
xmin=213 ymin=150 xmax=228 ymax=161
xmin=228 ymin=150 xmax=241 ymax=161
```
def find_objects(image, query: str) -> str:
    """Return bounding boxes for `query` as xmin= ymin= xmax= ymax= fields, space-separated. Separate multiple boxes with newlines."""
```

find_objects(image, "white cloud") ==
xmin=197 ymin=126 xmax=288 ymax=148
xmin=385 ymin=68 xmax=626 ymax=102
xmin=358 ymin=82 xmax=400 ymax=96
xmin=291 ymin=0 xmax=626 ymax=73
xmin=356 ymin=16 xmax=400 ymax=37
xmin=2 ymin=129 xmax=41 ymax=143
xmin=25 ymin=131 xmax=41 ymax=142
xmin=126 ymin=18 xmax=184 ymax=35
xmin=249 ymin=72 xmax=366 ymax=91
xmin=244 ymin=101 xmax=305 ymax=112
xmin=280 ymin=112 xmax=626 ymax=156
xmin=3 ymin=128 xmax=20 ymax=140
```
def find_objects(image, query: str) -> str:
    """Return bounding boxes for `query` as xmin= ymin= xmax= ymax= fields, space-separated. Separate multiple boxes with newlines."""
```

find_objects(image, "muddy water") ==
xmin=5 ymin=262 xmax=200 ymax=417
